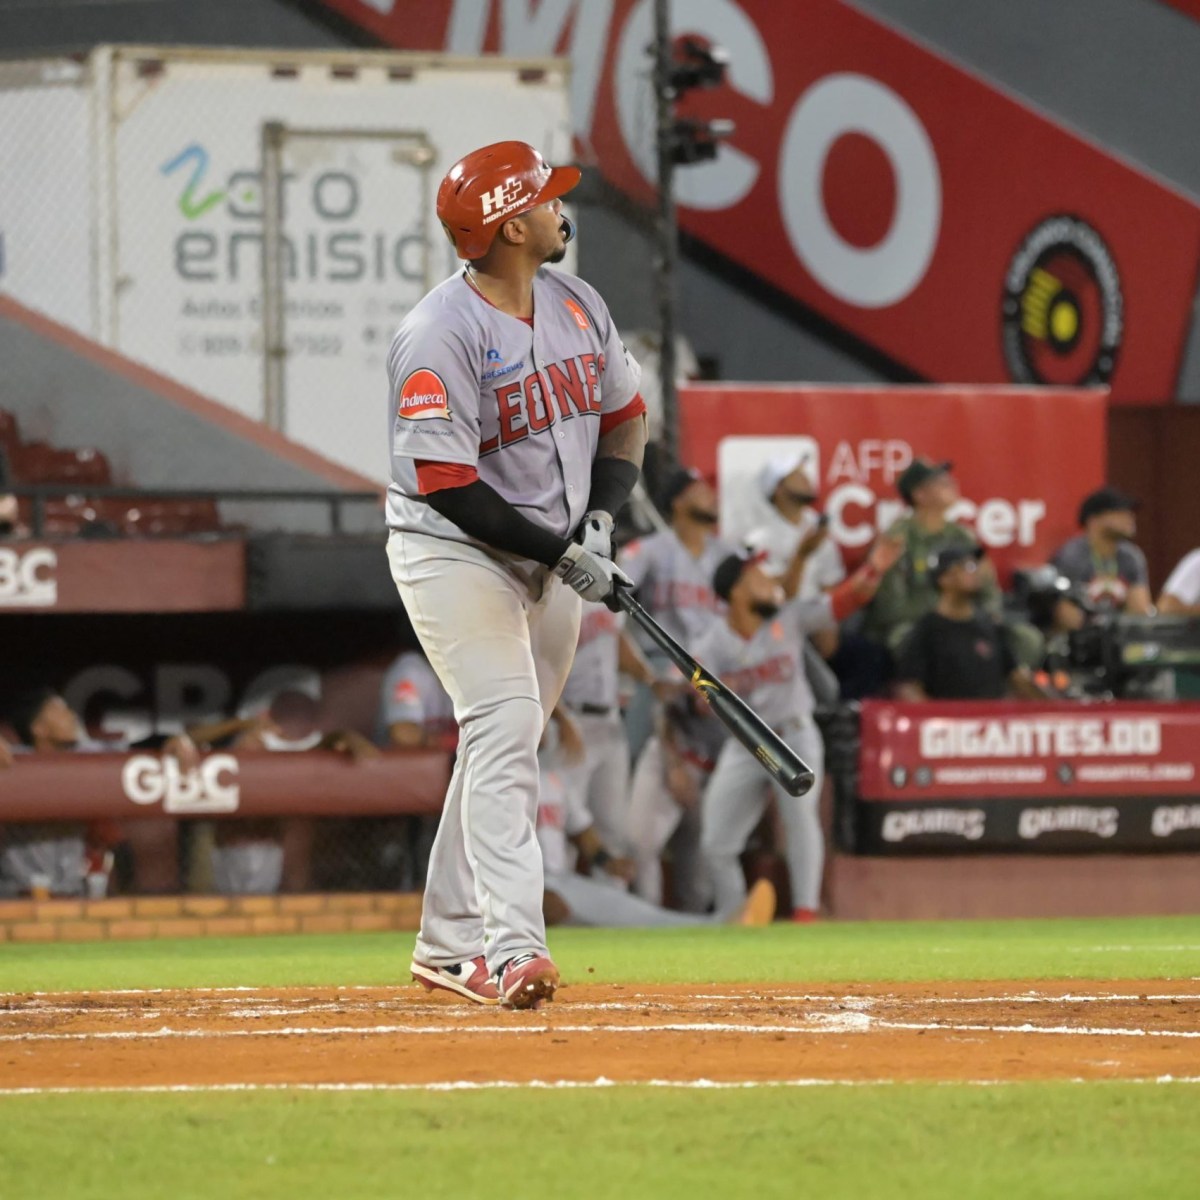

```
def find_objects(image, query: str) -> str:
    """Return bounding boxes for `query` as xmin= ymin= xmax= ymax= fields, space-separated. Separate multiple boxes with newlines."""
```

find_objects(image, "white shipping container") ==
xmin=0 ymin=46 xmax=574 ymax=480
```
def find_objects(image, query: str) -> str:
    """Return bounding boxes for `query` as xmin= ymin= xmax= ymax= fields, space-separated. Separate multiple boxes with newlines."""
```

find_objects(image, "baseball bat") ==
xmin=612 ymin=588 xmax=816 ymax=797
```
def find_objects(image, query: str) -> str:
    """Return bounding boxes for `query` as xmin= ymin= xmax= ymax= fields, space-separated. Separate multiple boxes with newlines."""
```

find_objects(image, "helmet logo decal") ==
xmin=480 ymin=178 xmax=532 ymax=224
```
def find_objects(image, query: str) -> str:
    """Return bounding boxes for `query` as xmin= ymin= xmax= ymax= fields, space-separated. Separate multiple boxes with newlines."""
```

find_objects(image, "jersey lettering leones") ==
xmin=386 ymin=268 xmax=642 ymax=548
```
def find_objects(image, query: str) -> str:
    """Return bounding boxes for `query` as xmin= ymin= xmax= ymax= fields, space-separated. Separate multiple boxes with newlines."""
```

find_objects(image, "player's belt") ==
xmin=580 ymin=703 xmax=613 ymax=716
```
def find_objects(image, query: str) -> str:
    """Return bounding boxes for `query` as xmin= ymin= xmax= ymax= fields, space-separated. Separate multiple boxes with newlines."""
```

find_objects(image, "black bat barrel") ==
xmin=612 ymin=587 xmax=816 ymax=797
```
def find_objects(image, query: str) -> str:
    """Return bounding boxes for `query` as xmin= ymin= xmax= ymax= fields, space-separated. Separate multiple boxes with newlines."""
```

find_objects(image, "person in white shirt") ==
xmin=1158 ymin=547 xmax=1200 ymax=616
xmin=744 ymin=453 xmax=845 ymax=603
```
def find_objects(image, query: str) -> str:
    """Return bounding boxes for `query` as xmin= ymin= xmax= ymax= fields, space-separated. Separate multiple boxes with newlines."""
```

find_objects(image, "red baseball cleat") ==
xmin=791 ymin=907 xmax=820 ymax=924
xmin=497 ymin=952 xmax=559 ymax=1010
xmin=411 ymin=956 xmax=499 ymax=1005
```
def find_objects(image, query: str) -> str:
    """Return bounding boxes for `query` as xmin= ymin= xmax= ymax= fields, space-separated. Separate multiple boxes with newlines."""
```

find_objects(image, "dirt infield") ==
xmin=2 ymin=980 xmax=1198 ymax=1092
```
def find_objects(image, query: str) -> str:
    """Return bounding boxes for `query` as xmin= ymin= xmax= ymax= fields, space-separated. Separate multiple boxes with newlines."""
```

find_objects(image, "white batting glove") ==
xmin=554 ymin=542 xmax=632 ymax=606
xmin=574 ymin=510 xmax=614 ymax=559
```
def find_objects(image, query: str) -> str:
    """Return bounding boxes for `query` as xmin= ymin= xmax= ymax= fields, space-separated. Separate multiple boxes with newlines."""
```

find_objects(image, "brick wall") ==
xmin=0 ymin=892 xmax=423 ymax=942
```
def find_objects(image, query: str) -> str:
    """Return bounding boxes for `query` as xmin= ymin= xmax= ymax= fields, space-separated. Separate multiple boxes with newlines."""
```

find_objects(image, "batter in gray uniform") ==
xmin=696 ymin=538 xmax=900 ymax=920
xmin=387 ymin=141 xmax=647 ymax=1009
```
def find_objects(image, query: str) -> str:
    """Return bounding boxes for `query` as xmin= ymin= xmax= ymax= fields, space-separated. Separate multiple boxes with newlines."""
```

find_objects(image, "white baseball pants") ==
xmin=388 ymin=531 xmax=581 ymax=975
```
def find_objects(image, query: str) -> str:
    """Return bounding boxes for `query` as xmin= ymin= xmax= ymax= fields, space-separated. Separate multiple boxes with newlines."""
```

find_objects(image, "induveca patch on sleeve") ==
xmin=397 ymin=368 xmax=452 ymax=421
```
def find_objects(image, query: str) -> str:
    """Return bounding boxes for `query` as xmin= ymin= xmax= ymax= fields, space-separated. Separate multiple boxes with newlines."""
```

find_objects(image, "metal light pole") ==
xmin=653 ymin=0 xmax=679 ymax=464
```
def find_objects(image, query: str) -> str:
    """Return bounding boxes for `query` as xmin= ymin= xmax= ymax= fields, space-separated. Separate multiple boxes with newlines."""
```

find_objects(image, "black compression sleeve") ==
xmin=424 ymin=479 xmax=571 ymax=568
xmin=587 ymin=458 xmax=640 ymax=518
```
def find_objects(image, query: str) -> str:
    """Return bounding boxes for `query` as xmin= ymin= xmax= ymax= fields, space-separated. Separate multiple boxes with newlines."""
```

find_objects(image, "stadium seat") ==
xmin=11 ymin=443 xmax=112 ymax=486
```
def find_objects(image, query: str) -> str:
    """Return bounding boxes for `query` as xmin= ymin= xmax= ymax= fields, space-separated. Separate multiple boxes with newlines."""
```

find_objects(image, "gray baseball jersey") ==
xmin=376 ymin=650 xmax=457 ymax=747
xmin=386 ymin=268 xmax=642 ymax=544
xmin=618 ymin=530 xmax=732 ymax=644
xmin=693 ymin=595 xmax=836 ymax=729
xmin=560 ymin=606 xmax=622 ymax=711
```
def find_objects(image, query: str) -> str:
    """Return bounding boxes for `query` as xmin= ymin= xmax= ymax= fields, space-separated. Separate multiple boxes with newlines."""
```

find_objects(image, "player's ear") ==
xmin=499 ymin=215 xmax=528 ymax=247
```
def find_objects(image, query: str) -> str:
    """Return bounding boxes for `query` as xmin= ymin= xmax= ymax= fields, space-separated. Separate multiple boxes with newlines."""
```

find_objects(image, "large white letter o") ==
xmin=778 ymin=73 xmax=941 ymax=308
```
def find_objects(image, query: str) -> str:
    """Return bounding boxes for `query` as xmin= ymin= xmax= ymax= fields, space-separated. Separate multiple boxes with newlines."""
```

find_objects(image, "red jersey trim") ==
xmin=415 ymin=460 xmax=479 ymax=494
xmin=599 ymin=393 xmax=647 ymax=436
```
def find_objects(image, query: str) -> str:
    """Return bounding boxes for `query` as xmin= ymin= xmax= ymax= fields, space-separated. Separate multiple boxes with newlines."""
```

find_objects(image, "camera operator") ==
xmin=1051 ymin=487 xmax=1152 ymax=616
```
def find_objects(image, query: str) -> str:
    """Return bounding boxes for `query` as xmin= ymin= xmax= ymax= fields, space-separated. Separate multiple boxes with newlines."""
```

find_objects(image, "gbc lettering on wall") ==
xmin=121 ymin=755 xmax=241 ymax=814
xmin=0 ymin=547 xmax=57 ymax=607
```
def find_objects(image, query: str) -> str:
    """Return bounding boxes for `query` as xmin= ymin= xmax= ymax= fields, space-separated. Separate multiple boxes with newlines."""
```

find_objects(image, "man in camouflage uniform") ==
xmin=864 ymin=458 xmax=1002 ymax=654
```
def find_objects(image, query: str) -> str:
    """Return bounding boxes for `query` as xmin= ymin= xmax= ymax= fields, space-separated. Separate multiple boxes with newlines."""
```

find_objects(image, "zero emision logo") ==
xmin=1001 ymin=215 xmax=1124 ymax=386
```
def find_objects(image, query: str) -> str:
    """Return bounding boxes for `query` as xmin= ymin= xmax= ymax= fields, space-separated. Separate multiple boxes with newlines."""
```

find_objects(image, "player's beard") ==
xmin=545 ymin=215 xmax=574 ymax=264
xmin=751 ymin=601 xmax=782 ymax=619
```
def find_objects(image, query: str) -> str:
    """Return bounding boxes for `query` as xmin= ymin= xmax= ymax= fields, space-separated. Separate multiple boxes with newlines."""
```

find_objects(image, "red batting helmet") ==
xmin=436 ymin=140 xmax=581 ymax=261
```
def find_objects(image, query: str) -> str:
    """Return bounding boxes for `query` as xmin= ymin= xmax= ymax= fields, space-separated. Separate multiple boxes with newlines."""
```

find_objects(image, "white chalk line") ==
xmin=6 ymin=992 xmax=1198 ymax=1021
xmin=691 ymin=993 xmax=1200 ymax=1004
xmin=2 ymin=1075 xmax=1200 ymax=1098
xmin=4 ymin=1010 xmax=1200 ymax=1044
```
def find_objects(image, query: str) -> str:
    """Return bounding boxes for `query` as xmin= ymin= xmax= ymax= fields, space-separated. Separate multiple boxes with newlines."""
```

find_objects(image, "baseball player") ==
xmin=558 ymin=604 xmax=665 ymax=863
xmin=377 ymin=649 xmax=459 ymax=751
xmin=627 ymin=689 xmax=724 ymax=911
xmin=386 ymin=141 xmax=646 ymax=1009
xmin=696 ymin=535 xmax=902 ymax=921
xmin=618 ymin=467 xmax=732 ymax=760
xmin=538 ymin=711 xmax=775 ymax=928
xmin=619 ymin=467 xmax=732 ymax=644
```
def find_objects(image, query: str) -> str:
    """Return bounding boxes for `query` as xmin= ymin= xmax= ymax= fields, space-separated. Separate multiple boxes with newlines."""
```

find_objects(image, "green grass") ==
xmin=3 ymin=1083 xmax=1199 ymax=1200
xmin=3 ymin=915 xmax=1199 ymax=993
xmin=4 ymin=916 xmax=1199 ymax=1199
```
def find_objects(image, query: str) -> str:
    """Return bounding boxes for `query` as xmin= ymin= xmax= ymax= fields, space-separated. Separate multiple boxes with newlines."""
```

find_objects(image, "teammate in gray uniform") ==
xmin=377 ymin=650 xmax=459 ymax=751
xmin=386 ymin=141 xmax=647 ymax=1009
xmin=538 ymin=713 xmax=775 ymax=928
xmin=619 ymin=467 xmax=731 ymax=645
xmin=559 ymin=605 xmax=666 ymax=863
xmin=628 ymin=690 xmax=725 ymax=911
xmin=696 ymin=536 xmax=902 ymax=921
xmin=619 ymin=467 xmax=732 ymax=761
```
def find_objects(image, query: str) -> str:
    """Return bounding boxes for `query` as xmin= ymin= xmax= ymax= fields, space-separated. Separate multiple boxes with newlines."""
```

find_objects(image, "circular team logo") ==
xmin=397 ymin=368 xmax=451 ymax=422
xmin=1001 ymin=215 xmax=1123 ymax=386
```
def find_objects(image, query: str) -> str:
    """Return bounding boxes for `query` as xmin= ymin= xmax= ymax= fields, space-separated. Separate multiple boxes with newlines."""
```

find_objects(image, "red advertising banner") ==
xmin=859 ymin=700 xmax=1200 ymax=800
xmin=678 ymin=383 xmax=1106 ymax=582
xmin=320 ymin=0 xmax=1200 ymax=401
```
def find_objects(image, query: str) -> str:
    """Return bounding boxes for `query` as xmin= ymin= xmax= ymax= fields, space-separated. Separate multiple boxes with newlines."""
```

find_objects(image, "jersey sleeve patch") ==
xmin=398 ymin=368 xmax=452 ymax=422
